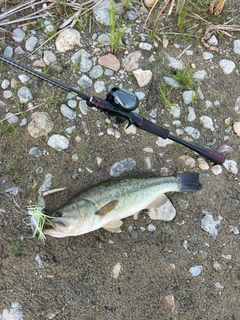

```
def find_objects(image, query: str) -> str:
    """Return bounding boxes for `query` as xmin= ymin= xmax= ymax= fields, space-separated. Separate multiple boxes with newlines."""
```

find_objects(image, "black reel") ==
xmin=106 ymin=87 xmax=139 ymax=123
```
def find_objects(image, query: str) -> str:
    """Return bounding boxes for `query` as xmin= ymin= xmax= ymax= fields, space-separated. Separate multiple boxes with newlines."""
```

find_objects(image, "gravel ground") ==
xmin=0 ymin=1 xmax=240 ymax=319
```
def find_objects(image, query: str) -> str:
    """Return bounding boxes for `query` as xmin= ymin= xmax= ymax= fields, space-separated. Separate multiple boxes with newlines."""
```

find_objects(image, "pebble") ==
xmin=143 ymin=147 xmax=153 ymax=153
xmin=55 ymin=28 xmax=81 ymax=52
xmin=28 ymin=147 xmax=42 ymax=157
xmin=27 ymin=112 xmax=54 ymax=138
xmin=178 ymin=155 xmax=195 ymax=168
xmin=122 ymin=51 xmax=142 ymax=71
xmin=147 ymin=223 xmax=156 ymax=232
xmin=47 ymin=134 xmax=69 ymax=151
xmin=201 ymin=212 xmax=222 ymax=239
xmin=5 ymin=186 xmax=19 ymax=196
xmin=92 ymin=0 xmax=113 ymax=26
xmin=148 ymin=199 xmax=176 ymax=221
xmin=4 ymin=46 xmax=13 ymax=58
xmin=0 ymin=301 xmax=24 ymax=320
xmin=219 ymin=59 xmax=235 ymax=74
xmin=169 ymin=105 xmax=181 ymax=118
xmin=94 ymin=80 xmax=106 ymax=93
xmin=19 ymin=74 xmax=31 ymax=84
xmin=198 ymin=157 xmax=209 ymax=170
xmin=98 ymin=53 xmax=120 ymax=71
xmin=110 ymin=158 xmax=136 ymax=177
xmin=60 ymin=104 xmax=76 ymax=120
xmin=12 ymin=28 xmax=26 ymax=42
xmin=133 ymin=68 xmax=152 ymax=87
xmin=80 ymin=56 xmax=93 ymax=73
xmin=145 ymin=157 xmax=151 ymax=169
xmin=67 ymin=100 xmax=77 ymax=109
xmin=163 ymin=76 xmax=180 ymax=89
xmin=233 ymin=122 xmax=240 ymax=136
xmin=98 ymin=33 xmax=110 ymax=45
xmin=203 ymin=52 xmax=213 ymax=60
xmin=229 ymin=225 xmax=239 ymax=235
xmin=25 ymin=36 xmax=38 ymax=51
xmin=43 ymin=50 xmax=57 ymax=65
xmin=208 ymin=35 xmax=218 ymax=46
xmin=187 ymin=106 xmax=196 ymax=122
xmin=17 ymin=86 xmax=33 ymax=103
xmin=77 ymin=75 xmax=93 ymax=89
xmin=184 ymin=126 xmax=200 ymax=139
xmin=89 ymin=65 xmax=103 ymax=79
xmin=139 ymin=42 xmax=153 ymax=51
xmin=199 ymin=115 xmax=214 ymax=131
xmin=156 ymin=137 xmax=174 ymax=147
xmin=165 ymin=54 xmax=183 ymax=70
xmin=213 ymin=261 xmax=221 ymax=271
xmin=15 ymin=46 xmax=25 ymax=55
xmin=5 ymin=112 xmax=18 ymax=123
xmin=211 ymin=164 xmax=222 ymax=175
xmin=233 ymin=39 xmax=240 ymax=54
xmin=182 ymin=90 xmax=196 ymax=104
xmin=1 ymin=79 xmax=10 ymax=89
xmin=223 ymin=159 xmax=238 ymax=174
xmin=65 ymin=126 xmax=76 ymax=134
xmin=107 ymin=127 xmax=121 ymax=138
xmin=234 ymin=96 xmax=240 ymax=114
xmin=193 ymin=70 xmax=207 ymax=80
xmin=124 ymin=125 xmax=137 ymax=135
xmin=20 ymin=118 xmax=27 ymax=126
xmin=150 ymin=108 xmax=157 ymax=118
xmin=189 ymin=265 xmax=203 ymax=277
xmin=3 ymin=90 xmax=13 ymax=99
xmin=205 ymin=100 xmax=213 ymax=108
xmin=79 ymin=100 xmax=88 ymax=115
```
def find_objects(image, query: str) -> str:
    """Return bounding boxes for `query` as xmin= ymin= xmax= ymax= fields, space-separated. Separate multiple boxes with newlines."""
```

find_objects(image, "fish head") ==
xmin=44 ymin=198 xmax=97 ymax=238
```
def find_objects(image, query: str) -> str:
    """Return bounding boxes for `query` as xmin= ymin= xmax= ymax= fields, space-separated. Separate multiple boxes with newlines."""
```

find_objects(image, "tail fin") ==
xmin=177 ymin=172 xmax=202 ymax=192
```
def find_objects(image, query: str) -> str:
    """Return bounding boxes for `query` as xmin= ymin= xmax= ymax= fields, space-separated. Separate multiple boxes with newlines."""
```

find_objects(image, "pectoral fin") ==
xmin=96 ymin=200 xmax=119 ymax=216
xmin=103 ymin=219 xmax=123 ymax=233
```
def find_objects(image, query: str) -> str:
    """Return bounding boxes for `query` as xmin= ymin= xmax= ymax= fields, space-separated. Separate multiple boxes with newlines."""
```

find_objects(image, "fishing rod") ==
xmin=0 ymin=54 xmax=225 ymax=165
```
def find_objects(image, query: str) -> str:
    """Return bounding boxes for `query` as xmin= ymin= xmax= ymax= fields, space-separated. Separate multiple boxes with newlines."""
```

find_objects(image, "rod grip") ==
xmin=137 ymin=118 xmax=170 ymax=139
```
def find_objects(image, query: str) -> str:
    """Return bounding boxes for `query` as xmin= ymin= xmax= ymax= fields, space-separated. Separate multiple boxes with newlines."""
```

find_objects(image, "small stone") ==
xmin=144 ymin=0 xmax=155 ymax=7
xmin=193 ymin=70 xmax=207 ymax=80
xmin=213 ymin=261 xmax=221 ymax=271
xmin=139 ymin=42 xmax=153 ymax=51
xmin=5 ymin=187 xmax=19 ymax=196
xmin=233 ymin=39 xmax=240 ymax=55
xmin=189 ymin=265 xmax=202 ymax=277
xmin=19 ymin=74 xmax=31 ymax=84
xmin=135 ymin=91 xmax=145 ymax=100
xmin=233 ymin=122 xmax=240 ymax=136
xmin=156 ymin=137 xmax=174 ymax=147
xmin=148 ymin=199 xmax=176 ymax=221
xmin=47 ymin=134 xmax=69 ymax=151
xmin=184 ymin=126 xmax=200 ymax=139
xmin=219 ymin=59 xmax=235 ymax=74
xmin=18 ymin=86 xmax=33 ymax=103
xmin=178 ymin=155 xmax=195 ymax=168
xmin=165 ymin=54 xmax=183 ymax=70
xmin=27 ymin=112 xmax=54 ymax=138
xmin=163 ymin=76 xmax=180 ymax=89
xmin=4 ymin=46 xmax=13 ymax=59
xmin=169 ymin=105 xmax=181 ymax=118
xmin=208 ymin=35 xmax=218 ymax=46
xmin=77 ymin=75 xmax=92 ymax=89
xmin=122 ymin=51 xmax=142 ymax=71
xmin=25 ymin=36 xmax=38 ymax=52
xmin=124 ymin=125 xmax=137 ymax=135
xmin=145 ymin=157 xmax=151 ymax=169
xmin=5 ymin=112 xmax=18 ymax=123
xmin=201 ymin=213 xmax=222 ymax=239
xmin=80 ymin=56 xmax=93 ymax=73
xmin=3 ymin=90 xmax=13 ymax=99
xmin=147 ymin=223 xmax=156 ymax=232
xmin=182 ymin=90 xmax=196 ymax=104
xmin=89 ymin=65 xmax=104 ymax=79
xmin=110 ymin=158 xmax=136 ymax=177
xmin=15 ymin=46 xmax=25 ymax=55
xmin=79 ymin=100 xmax=88 ymax=115
xmin=198 ymin=157 xmax=209 ymax=170
xmin=43 ymin=51 xmax=57 ymax=65
xmin=20 ymin=118 xmax=27 ymax=126
xmin=234 ymin=96 xmax=240 ymax=114
xmin=94 ymin=81 xmax=106 ymax=93
xmin=199 ymin=116 xmax=214 ymax=131
xmin=98 ymin=53 xmax=120 ymax=71
xmin=187 ymin=106 xmax=196 ymax=122
xmin=72 ymin=153 xmax=79 ymax=162
xmin=150 ymin=108 xmax=157 ymax=118
xmin=12 ymin=28 xmax=26 ymax=42
xmin=96 ymin=157 xmax=102 ymax=166
xmin=143 ymin=147 xmax=153 ymax=153
xmin=98 ymin=33 xmax=111 ymax=45
xmin=133 ymin=69 xmax=152 ymax=87
xmin=60 ymin=104 xmax=76 ymax=119
xmin=229 ymin=225 xmax=239 ymax=235
xmin=55 ymin=28 xmax=81 ymax=52
xmin=65 ymin=126 xmax=76 ymax=134
xmin=211 ymin=165 xmax=222 ymax=175
xmin=223 ymin=160 xmax=238 ymax=174
xmin=67 ymin=100 xmax=77 ymax=109
xmin=205 ymin=100 xmax=213 ymax=108
xmin=1 ymin=79 xmax=10 ymax=89
xmin=203 ymin=52 xmax=213 ymax=60
xmin=28 ymin=147 xmax=42 ymax=157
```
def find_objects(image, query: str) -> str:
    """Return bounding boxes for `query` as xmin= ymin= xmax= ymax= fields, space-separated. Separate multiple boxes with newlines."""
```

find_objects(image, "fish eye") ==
xmin=55 ymin=211 xmax=63 ymax=217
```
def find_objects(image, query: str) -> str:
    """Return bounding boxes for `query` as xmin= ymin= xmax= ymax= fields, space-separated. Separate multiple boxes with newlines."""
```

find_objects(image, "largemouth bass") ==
xmin=44 ymin=172 xmax=201 ymax=238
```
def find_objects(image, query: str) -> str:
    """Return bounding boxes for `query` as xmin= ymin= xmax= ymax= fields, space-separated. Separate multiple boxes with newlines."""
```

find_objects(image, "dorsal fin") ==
xmin=95 ymin=200 xmax=119 ymax=216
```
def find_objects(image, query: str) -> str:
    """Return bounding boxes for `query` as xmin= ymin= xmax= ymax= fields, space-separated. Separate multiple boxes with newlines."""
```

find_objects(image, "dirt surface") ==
xmin=0 ymin=1 xmax=240 ymax=319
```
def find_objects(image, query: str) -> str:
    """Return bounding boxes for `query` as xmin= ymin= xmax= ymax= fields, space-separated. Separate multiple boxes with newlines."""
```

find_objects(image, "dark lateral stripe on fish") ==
xmin=177 ymin=173 xmax=202 ymax=192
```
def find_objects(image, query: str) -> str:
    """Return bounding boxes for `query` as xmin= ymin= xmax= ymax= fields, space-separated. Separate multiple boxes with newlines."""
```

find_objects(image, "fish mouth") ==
xmin=44 ymin=218 xmax=69 ymax=231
